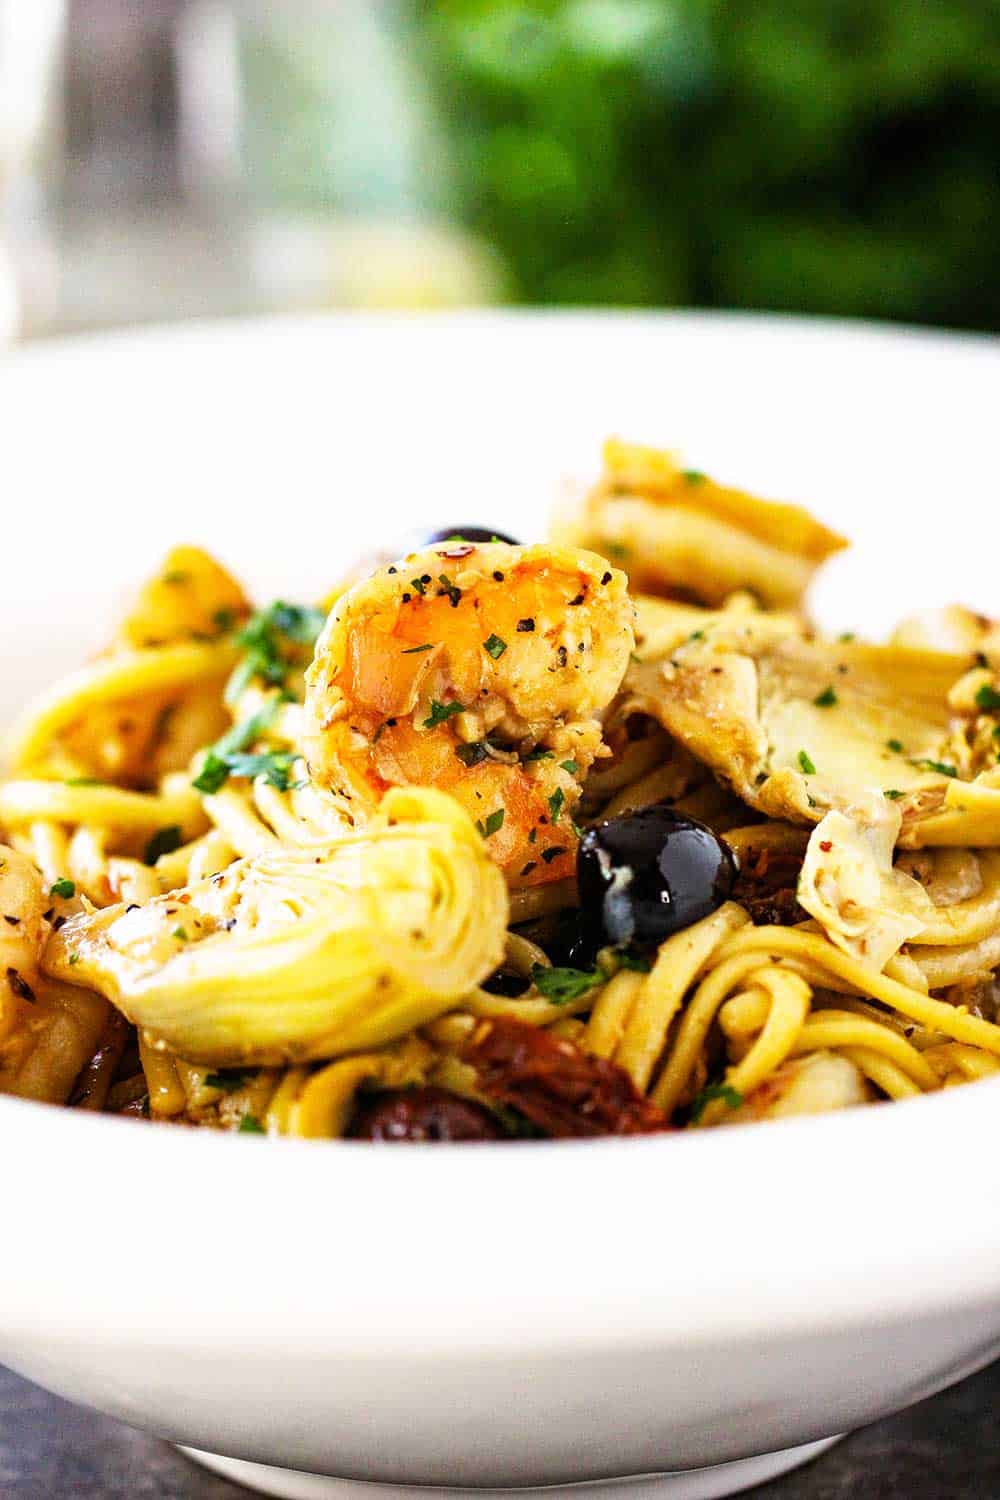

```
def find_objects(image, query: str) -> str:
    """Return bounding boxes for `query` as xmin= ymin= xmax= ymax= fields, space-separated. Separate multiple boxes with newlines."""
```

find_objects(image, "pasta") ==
xmin=3 ymin=449 xmax=1000 ymax=1142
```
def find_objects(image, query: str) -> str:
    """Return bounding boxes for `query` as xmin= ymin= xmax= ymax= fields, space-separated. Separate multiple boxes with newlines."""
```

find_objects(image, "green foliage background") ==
xmin=419 ymin=0 xmax=1000 ymax=329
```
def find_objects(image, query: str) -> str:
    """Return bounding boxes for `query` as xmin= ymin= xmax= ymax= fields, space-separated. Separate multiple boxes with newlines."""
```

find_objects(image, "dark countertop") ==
xmin=4 ymin=1359 xmax=1000 ymax=1499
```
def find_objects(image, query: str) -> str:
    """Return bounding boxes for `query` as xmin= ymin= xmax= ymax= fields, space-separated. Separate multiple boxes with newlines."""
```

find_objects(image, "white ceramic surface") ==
xmin=2 ymin=312 xmax=1000 ymax=1498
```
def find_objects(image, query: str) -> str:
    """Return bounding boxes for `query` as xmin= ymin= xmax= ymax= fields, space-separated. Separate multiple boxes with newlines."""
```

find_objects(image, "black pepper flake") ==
xmin=7 ymin=967 xmax=36 ymax=1003
xmin=493 ymin=570 xmax=505 ymax=582
xmin=387 ymin=566 xmax=397 ymax=575
xmin=541 ymin=847 xmax=566 ymax=864
xmin=3 ymin=915 xmax=19 ymax=926
xmin=52 ymin=915 xmax=66 ymax=931
xmin=126 ymin=904 xmax=140 ymax=912
xmin=520 ymin=862 xmax=537 ymax=876
xmin=401 ymin=592 xmax=412 ymax=603
xmin=517 ymin=618 xmax=535 ymax=632
xmin=568 ymin=593 xmax=585 ymax=607
xmin=556 ymin=645 xmax=568 ymax=668
xmin=600 ymin=571 xmax=612 ymax=585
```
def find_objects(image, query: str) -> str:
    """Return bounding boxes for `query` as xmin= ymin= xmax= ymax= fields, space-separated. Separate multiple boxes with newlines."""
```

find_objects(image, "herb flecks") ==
xmin=813 ymin=686 xmax=838 ymax=708
xmin=690 ymin=1082 xmax=744 ymax=1122
xmin=797 ymin=749 xmax=817 ymax=775
xmin=975 ymin=683 xmax=1000 ymax=712
xmin=477 ymin=808 xmax=505 ymax=839
xmin=531 ymin=964 xmax=602 ymax=1004
xmin=226 ymin=600 xmax=326 ymax=703
xmin=423 ymin=700 xmax=465 ymax=730
xmin=144 ymin=825 xmax=183 ymax=866
xmin=50 ymin=878 xmax=75 ymax=899
xmin=483 ymin=634 xmax=507 ymax=659
xmin=911 ymin=758 xmax=958 ymax=779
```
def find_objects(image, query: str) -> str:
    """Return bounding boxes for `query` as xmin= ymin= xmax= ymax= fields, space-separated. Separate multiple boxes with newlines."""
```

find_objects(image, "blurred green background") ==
xmin=421 ymin=0 xmax=1000 ymax=328
xmin=4 ymin=0 xmax=999 ymax=336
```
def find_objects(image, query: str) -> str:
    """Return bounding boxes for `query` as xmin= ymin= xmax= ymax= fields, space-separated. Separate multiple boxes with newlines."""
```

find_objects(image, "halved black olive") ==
xmin=577 ymin=805 xmax=736 ymax=950
xmin=423 ymin=526 xmax=520 ymax=547
xmin=347 ymin=1087 xmax=504 ymax=1141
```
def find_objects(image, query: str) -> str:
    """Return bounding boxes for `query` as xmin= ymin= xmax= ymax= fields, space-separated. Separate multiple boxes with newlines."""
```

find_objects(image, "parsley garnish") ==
xmin=838 ymin=631 xmax=856 ymax=642
xmin=523 ymin=746 xmax=553 ymax=762
xmin=483 ymin=634 xmax=507 ymax=659
xmin=423 ymin=700 xmax=465 ymax=729
xmin=143 ymin=825 xmax=183 ymax=866
xmin=409 ymin=577 xmax=427 ymax=595
xmin=68 ymin=953 xmax=81 ymax=966
xmin=225 ymin=600 xmax=326 ymax=703
xmin=477 ymin=808 xmax=505 ymax=839
xmin=212 ymin=607 xmax=237 ymax=634
xmin=885 ymin=789 xmax=904 ymax=800
xmin=50 ymin=878 xmax=75 ymax=899
xmin=681 ymin=469 xmax=706 ymax=484
xmin=975 ymin=684 xmax=1000 ymax=712
xmin=437 ymin=573 xmax=462 ymax=606
xmin=401 ymin=642 xmax=434 ymax=654
xmin=531 ymin=963 xmax=602 ymax=1003
xmin=560 ymin=759 xmax=578 ymax=774
xmin=548 ymin=788 xmax=565 ymax=823
xmin=161 ymin=569 xmax=189 ymax=585
xmin=614 ymin=951 xmax=652 ymax=973
xmin=911 ymin=758 xmax=958 ymax=778
xmin=171 ymin=926 xmax=188 ymax=942
xmin=192 ymin=700 xmax=288 ymax=794
xmin=205 ymin=1069 xmax=252 ymax=1093
xmin=541 ymin=845 xmax=566 ymax=863
xmin=797 ymin=749 xmax=817 ymax=775
xmin=65 ymin=776 xmax=103 ymax=787
xmin=690 ymin=1082 xmax=744 ymax=1122
xmin=886 ymin=738 xmax=904 ymax=753
xmin=239 ymin=1114 xmax=266 ymax=1134
xmin=813 ymin=686 xmax=838 ymax=708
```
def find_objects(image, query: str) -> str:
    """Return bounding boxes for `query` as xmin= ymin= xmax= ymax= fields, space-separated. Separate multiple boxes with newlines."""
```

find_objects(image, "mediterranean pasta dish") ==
xmin=4 ymin=438 xmax=1000 ymax=1140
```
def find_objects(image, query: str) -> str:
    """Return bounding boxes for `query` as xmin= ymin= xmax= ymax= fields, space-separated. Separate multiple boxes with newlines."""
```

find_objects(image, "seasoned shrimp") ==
xmin=304 ymin=543 xmax=634 ymax=886
xmin=0 ymin=846 xmax=49 ymax=1045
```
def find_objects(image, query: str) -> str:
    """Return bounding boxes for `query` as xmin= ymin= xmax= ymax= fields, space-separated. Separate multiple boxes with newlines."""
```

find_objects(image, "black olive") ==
xmin=577 ymin=805 xmax=736 ymax=950
xmin=482 ymin=966 xmax=532 ymax=998
xmin=347 ymin=1088 xmax=504 ymax=1142
xmin=422 ymin=526 xmax=519 ymax=547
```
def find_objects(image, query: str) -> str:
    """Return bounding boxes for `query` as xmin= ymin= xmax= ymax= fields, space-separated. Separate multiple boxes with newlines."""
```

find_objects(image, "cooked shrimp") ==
xmin=304 ymin=543 xmax=634 ymax=887
xmin=0 ymin=846 xmax=49 ymax=1045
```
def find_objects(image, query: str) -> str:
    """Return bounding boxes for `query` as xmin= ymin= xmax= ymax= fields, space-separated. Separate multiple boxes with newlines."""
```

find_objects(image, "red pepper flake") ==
xmin=819 ymin=840 xmax=833 ymax=852
xmin=437 ymin=544 xmax=476 ymax=559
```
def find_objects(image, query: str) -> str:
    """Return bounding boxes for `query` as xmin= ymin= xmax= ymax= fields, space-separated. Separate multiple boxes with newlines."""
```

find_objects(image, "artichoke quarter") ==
xmin=42 ymin=787 xmax=508 ymax=1067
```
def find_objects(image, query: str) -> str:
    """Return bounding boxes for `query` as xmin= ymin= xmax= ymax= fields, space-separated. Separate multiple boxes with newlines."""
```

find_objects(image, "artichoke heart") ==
xmin=42 ymin=787 xmax=508 ymax=1066
xmin=617 ymin=612 xmax=979 ymax=835
xmin=552 ymin=438 xmax=846 ymax=610
xmin=798 ymin=806 xmax=934 ymax=970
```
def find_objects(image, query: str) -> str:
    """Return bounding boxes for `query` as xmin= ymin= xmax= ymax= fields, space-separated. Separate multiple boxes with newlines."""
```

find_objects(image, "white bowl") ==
xmin=2 ymin=311 xmax=1000 ymax=1500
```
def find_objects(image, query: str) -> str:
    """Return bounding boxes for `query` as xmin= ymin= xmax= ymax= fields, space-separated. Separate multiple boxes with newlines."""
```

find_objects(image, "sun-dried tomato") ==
xmin=730 ymin=844 xmax=808 ymax=926
xmin=348 ymin=1087 xmax=504 ymax=1142
xmin=461 ymin=1018 xmax=670 ymax=1138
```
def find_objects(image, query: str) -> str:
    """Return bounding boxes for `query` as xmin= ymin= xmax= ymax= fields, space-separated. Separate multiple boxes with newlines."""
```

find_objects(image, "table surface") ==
xmin=4 ymin=1360 xmax=1000 ymax=1499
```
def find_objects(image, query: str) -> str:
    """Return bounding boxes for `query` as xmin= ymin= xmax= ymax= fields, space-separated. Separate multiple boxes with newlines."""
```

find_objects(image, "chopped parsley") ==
xmin=886 ymin=738 xmax=905 ymax=753
xmin=531 ymin=963 xmax=602 ymax=1003
xmin=797 ymin=749 xmax=817 ymax=775
xmin=143 ymin=824 xmax=183 ymax=866
xmin=161 ymin=569 xmax=189 ymax=585
xmin=614 ymin=951 xmax=652 ymax=973
xmin=65 ymin=776 xmax=104 ymax=787
xmin=548 ymin=788 xmax=565 ymax=823
xmin=50 ymin=878 xmax=75 ymax=899
xmin=477 ymin=808 xmax=505 ymax=839
xmin=681 ymin=469 xmax=706 ymax=484
xmin=605 ymin=542 xmax=629 ymax=559
xmin=483 ymin=633 xmax=507 ymax=659
xmin=225 ymin=600 xmax=326 ymax=703
xmin=401 ymin=642 xmax=434 ymax=654
xmin=690 ymin=1082 xmax=744 ymax=1122
xmin=838 ymin=631 xmax=856 ymax=643
xmin=239 ymin=1114 xmax=266 ymax=1134
xmin=541 ymin=845 xmax=566 ymax=863
xmin=205 ymin=1069 xmax=252 ymax=1093
xmin=409 ymin=577 xmax=427 ymax=595
xmin=813 ymin=686 xmax=838 ymax=708
xmin=523 ymin=746 xmax=554 ymax=762
xmin=885 ymin=789 xmax=904 ymax=800
xmin=686 ymin=629 xmax=706 ymax=643
xmin=975 ymin=683 xmax=1000 ymax=712
xmin=437 ymin=573 xmax=462 ymax=607
xmin=911 ymin=758 xmax=958 ymax=778
xmin=423 ymin=699 xmax=465 ymax=730
xmin=212 ymin=606 xmax=237 ymax=634
xmin=192 ymin=700 xmax=290 ymax=794
xmin=560 ymin=759 xmax=578 ymax=774
xmin=68 ymin=952 xmax=81 ymax=966
xmin=171 ymin=926 xmax=188 ymax=942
